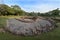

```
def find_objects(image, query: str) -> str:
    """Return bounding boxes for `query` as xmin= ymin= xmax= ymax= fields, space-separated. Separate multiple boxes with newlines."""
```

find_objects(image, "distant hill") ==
xmin=0 ymin=4 xmax=25 ymax=16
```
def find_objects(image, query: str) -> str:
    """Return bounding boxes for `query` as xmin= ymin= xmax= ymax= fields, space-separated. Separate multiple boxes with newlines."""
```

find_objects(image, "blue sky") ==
xmin=1 ymin=0 xmax=60 ymax=13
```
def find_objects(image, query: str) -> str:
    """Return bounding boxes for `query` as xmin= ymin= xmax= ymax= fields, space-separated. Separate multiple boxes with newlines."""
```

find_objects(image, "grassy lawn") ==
xmin=0 ymin=16 xmax=60 ymax=40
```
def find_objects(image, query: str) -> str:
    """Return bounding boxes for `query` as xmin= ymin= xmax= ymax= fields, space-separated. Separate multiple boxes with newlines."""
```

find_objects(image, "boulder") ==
xmin=5 ymin=17 xmax=56 ymax=36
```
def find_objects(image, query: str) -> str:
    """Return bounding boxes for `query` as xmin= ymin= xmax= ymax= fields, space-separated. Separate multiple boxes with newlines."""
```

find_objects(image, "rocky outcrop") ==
xmin=5 ymin=17 xmax=56 ymax=36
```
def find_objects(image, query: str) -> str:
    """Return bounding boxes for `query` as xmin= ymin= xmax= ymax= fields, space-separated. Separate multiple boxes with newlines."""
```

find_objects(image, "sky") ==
xmin=0 ymin=0 xmax=60 ymax=13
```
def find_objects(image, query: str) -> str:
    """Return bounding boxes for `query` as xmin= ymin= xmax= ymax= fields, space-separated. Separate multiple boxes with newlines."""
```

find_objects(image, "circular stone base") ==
xmin=6 ymin=17 xmax=56 ymax=36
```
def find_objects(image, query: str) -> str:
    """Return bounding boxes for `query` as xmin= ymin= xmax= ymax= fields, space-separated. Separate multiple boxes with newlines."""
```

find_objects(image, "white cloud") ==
xmin=22 ymin=4 xmax=60 ymax=13
xmin=3 ymin=0 xmax=60 ymax=13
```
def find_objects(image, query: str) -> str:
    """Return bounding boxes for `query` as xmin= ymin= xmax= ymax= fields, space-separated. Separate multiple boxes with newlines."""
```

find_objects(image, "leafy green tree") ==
xmin=51 ymin=8 xmax=60 ymax=16
xmin=11 ymin=5 xmax=25 ymax=16
xmin=11 ymin=5 xmax=21 ymax=10
xmin=37 ymin=12 xmax=41 ymax=16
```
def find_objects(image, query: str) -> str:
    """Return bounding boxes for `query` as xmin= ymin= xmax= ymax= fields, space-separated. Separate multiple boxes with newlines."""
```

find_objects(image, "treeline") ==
xmin=0 ymin=4 xmax=60 ymax=16
xmin=27 ymin=8 xmax=60 ymax=17
xmin=0 ymin=4 xmax=25 ymax=16
xmin=40 ymin=8 xmax=60 ymax=17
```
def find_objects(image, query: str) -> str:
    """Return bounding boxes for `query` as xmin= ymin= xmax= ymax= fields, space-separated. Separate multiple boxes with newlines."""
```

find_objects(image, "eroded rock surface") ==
xmin=6 ymin=17 xmax=56 ymax=36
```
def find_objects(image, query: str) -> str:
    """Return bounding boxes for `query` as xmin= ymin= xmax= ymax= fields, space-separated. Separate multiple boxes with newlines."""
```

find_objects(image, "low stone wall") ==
xmin=5 ymin=17 xmax=56 ymax=36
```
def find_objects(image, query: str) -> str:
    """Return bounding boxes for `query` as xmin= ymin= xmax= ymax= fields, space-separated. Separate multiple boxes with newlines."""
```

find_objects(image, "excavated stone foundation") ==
xmin=5 ymin=17 xmax=56 ymax=36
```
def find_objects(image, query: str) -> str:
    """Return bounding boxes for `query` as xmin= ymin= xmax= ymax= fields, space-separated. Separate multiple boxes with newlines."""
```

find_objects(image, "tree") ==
xmin=51 ymin=8 xmax=60 ymax=16
xmin=37 ymin=12 xmax=41 ymax=16
xmin=0 ymin=4 xmax=15 ymax=15
xmin=11 ymin=5 xmax=21 ymax=10
xmin=11 ymin=5 xmax=25 ymax=16
xmin=0 ymin=4 xmax=26 ymax=16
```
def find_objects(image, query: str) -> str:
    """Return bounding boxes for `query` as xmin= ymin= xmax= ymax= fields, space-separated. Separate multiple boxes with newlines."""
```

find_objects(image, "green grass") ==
xmin=0 ymin=17 xmax=7 ymax=28
xmin=0 ymin=16 xmax=60 ymax=40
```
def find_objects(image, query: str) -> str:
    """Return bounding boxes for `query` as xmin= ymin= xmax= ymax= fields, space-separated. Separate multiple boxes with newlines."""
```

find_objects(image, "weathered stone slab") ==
xmin=6 ymin=18 xmax=56 ymax=36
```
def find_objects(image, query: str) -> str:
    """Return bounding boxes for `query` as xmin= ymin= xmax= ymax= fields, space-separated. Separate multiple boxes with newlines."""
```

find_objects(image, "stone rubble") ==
xmin=5 ymin=17 xmax=56 ymax=36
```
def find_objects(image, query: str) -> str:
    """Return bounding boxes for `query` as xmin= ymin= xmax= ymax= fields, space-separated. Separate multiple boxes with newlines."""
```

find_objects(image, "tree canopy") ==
xmin=0 ymin=4 xmax=25 ymax=16
xmin=0 ymin=4 xmax=60 ymax=16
